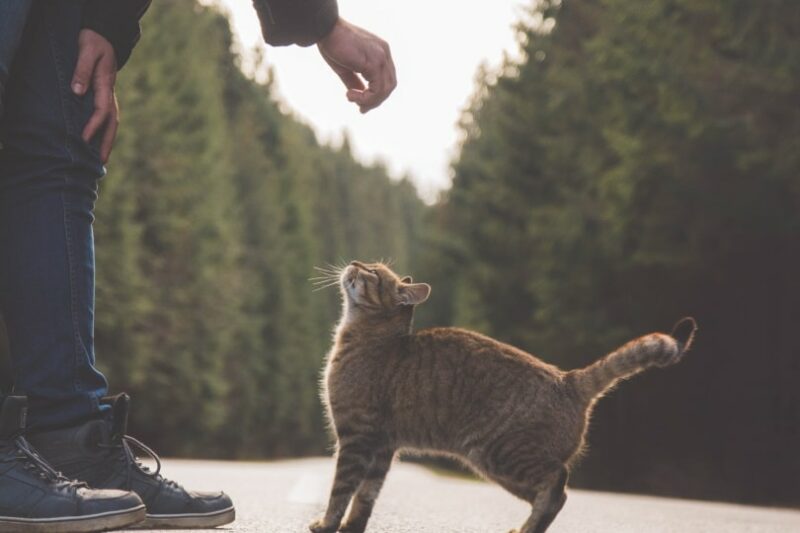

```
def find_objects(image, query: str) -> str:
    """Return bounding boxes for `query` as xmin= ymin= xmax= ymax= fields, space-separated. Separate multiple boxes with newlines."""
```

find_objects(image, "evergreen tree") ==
xmin=436 ymin=0 xmax=800 ymax=505
xmin=90 ymin=1 xmax=426 ymax=458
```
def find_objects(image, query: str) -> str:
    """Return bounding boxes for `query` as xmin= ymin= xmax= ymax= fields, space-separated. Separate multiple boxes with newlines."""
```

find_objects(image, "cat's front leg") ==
xmin=309 ymin=518 xmax=337 ymax=533
xmin=309 ymin=440 xmax=375 ymax=533
xmin=339 ymin=447 xmax=395 ymax=532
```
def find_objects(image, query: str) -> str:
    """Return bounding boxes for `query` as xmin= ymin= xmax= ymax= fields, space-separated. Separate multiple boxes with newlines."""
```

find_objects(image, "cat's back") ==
xmin=379 ymin=327 xmax=572 ymax=453
xmin=410 ymin=327 xmax=564 ymax=380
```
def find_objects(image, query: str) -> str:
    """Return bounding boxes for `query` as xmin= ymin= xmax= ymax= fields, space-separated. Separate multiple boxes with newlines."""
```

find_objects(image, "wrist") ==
xmin=81 ymin=4 xmax=141 ymax=69
xmin=319 ymin=17 xmax=343 ymax=47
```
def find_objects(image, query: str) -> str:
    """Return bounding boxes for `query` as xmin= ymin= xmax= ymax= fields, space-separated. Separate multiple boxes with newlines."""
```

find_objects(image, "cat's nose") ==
xmin=350 ymin=261 xmax=365 ymax=269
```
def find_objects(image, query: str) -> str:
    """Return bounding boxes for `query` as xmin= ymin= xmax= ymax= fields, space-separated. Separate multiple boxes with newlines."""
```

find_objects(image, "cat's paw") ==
xmin=339 ymin=523 xmax=367 ymax=533
xmin=339 ymin=521 xmax=367 ymax=533
xmin=309 ymin=518 xmax=338 ymax=533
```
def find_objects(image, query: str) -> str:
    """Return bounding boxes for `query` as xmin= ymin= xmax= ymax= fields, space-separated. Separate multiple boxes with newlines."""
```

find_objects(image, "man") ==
xmin=0 ymin=0 xmax=396 ymax=531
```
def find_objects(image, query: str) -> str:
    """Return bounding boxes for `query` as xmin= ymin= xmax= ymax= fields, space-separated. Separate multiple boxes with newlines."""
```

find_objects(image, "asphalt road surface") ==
xmin=123 ymin=458 xmax=800 ymax=533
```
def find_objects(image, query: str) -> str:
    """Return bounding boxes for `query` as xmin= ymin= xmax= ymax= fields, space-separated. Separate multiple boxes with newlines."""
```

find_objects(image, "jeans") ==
xmin=0 ymin=1 xmax=109 ymax=429
xmin=0 ymin=0 xmax=32 ymax=119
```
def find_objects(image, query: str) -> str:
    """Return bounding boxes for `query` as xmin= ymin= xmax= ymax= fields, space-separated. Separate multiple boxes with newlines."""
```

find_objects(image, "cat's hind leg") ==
xmin=339 ymin=447 xmax=395 ymax=533
xmin=511 ymin=466 xmax=568 ymax=533
xmin=486 ymin=460 xmax=568 ymax=533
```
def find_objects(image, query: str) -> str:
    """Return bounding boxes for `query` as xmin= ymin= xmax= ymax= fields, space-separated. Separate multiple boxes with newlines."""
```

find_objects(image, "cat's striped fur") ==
xmin=309 ymin=261 xmax=697 ymax=533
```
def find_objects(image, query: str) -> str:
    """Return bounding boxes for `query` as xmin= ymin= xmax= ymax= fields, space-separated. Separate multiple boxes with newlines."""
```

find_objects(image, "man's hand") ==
xmin=318 ymin=19 xmax=396 ymax=114
xmin=72 ymin=29 xmax=118 ymax=163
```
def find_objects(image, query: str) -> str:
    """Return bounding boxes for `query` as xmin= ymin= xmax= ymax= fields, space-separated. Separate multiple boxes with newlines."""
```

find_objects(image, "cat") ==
xmin=309 ymin=260 xmax=697 ymax=533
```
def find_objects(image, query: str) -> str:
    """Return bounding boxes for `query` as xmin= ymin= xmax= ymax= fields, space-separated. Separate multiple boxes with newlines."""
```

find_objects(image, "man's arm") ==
xmin=71 ymin=0 xmax=150 ymax=163
xmin=254 ymin=0 xmax=396 ymax=113
xmin=73 ymin=0 xmax=395 ymax=165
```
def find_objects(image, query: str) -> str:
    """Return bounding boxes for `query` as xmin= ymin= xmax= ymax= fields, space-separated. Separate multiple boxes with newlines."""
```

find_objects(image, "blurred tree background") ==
xmin=0 ymin=0 xmax=797 ymax=507
xmin=88 ymin=1 xmax=426 ymax=459
xmin=416 ymin=0 xmax=800 ymax=506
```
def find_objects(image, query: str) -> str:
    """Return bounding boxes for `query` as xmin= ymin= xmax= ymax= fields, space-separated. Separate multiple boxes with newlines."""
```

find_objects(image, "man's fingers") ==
xmin=382 ymin=41 xmax=397 ymax=89
xmin=317 ymin=19 xmax=397 ymax=112
xmin=73 ymin=29 xmax=120 ymax=160
xmin=99 ymin=98 xmax=119 ymax=163
xmin=334 ymin=66 xmax=365 ymax=92
xmin=322 ymin=50 xmax=366 ymax=91
xmin=82 ymin=105 xmax=109 ymax=144
xmin=99 ymin=117 xmax=117 ymax=163
xmin=82 ymin=59 xmax=115 ymax=143
xmin=82 ymin=80 xmax=113 ymax=142
xmin=352 ymin=44 xmax=396 ymax=113
xmin=72 ymin=47 xmax=100 ymax=96
xmin=353 ymin=63 xmax=396 ymax=114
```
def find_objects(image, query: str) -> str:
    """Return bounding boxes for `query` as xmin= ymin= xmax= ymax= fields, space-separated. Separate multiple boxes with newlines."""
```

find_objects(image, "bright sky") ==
xmin=205 ymin=0 xmax=529 ymax=202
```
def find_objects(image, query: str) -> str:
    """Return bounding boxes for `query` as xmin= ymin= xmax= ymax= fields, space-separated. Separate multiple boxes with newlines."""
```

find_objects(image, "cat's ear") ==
xmin=401 ymin=276 xmax=413 ymax=283
xmin=399 ymin=283 xmax=431 ymax=305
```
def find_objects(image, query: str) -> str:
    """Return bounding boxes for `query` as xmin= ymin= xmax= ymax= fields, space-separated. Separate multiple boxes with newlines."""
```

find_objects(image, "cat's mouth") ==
xmin=342 ymin=265 xmax=359 ymax=290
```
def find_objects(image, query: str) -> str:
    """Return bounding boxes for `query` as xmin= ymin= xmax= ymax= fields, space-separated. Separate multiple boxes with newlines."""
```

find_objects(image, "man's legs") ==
xmin=0 ymin=0 xmax=109 ymax=430
xmin=5 ymin=4 xmax=237 ymax=528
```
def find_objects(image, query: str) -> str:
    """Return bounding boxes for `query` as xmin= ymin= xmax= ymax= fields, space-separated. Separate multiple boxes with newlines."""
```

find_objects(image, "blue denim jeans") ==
xmin=0 ymin=0 xmax=32 ymax=119
xmin=0 ymin=1 xmax=109 ymax=429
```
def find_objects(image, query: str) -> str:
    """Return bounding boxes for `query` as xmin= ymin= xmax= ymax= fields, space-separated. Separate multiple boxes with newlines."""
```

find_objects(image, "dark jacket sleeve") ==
xmin=253 ymin=0 xmax=339 ymax=47
xmin=82 ymin=0 xmax=152 ymax=69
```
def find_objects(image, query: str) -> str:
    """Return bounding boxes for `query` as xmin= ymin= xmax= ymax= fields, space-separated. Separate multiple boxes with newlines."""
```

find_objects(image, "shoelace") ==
xmin=99 ymin=434 xmax=180 ymax=490
xmin=1 ymin=435 xmax=85 ymax=489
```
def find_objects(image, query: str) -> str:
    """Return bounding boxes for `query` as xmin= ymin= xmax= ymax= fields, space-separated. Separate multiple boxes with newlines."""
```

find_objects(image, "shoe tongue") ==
xmin=103 ymin=393 xmax=130 ymax=441
xmin=0 ymin=396 xmax=28 ymax=438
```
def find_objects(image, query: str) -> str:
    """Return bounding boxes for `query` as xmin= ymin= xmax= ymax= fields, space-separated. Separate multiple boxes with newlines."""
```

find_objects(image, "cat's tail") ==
xmin=567 ymin=317 xmax=698 ymax=404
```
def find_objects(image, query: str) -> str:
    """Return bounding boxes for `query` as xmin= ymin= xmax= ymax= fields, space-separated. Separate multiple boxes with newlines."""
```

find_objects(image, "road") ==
xmin=123 ymin=458 xmax=800 ymax=533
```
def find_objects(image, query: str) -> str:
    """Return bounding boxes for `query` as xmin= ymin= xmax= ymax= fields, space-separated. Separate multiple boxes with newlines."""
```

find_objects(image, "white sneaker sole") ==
xmin=0 ymin=504 xmax=146 ymax=533
xmin=130 ymin=506 xmax=235 ymax=529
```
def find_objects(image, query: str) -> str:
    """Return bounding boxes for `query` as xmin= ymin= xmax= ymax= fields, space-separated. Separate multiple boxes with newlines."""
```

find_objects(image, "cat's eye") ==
xmin=369 ymin=269 xmax=382 ymax=287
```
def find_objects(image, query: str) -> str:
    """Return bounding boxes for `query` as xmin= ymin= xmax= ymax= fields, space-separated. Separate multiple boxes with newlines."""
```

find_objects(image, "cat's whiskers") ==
xmin=311 ymin=279 xmax=339 ymax=287
xmin=312 ymin=280 xmax=342 ymax=292
xmin=310 ymin=275 xmax=340 ymax=282
xmin=311 ymin=265 xmax=345 ymax=287
xmin=311 ymin=275 xmax=342 ymax=284
xmin=312 ymin=265 xmax=345 ymax=279
xmin=314 ymin=266 xmax=341 ymax=275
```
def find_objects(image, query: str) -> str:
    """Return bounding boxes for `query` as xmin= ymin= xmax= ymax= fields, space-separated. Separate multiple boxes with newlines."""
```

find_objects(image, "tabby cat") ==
xmin=309 ymin=261 xmax=697 ymax=533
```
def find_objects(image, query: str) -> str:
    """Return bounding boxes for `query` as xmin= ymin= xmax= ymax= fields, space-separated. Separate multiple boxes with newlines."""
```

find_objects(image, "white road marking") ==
xmin=288 ymin=473 xmax=329 ymax=505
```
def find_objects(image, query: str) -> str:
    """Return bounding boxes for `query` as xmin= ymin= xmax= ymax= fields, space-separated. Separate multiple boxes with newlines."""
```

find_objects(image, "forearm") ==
xmin=253 ymin=0 xmax=339 ymax=47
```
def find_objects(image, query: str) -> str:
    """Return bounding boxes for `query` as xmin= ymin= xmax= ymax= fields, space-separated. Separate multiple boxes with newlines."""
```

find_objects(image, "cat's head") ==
xmin=340 ymin=261 xmax=430 ymax=317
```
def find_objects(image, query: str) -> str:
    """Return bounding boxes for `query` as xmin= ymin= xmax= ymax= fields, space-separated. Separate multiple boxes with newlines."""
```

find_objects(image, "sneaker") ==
xmin=26 ymin=394 xmax=235 ymax=529
xmin=0 ymin=396 xmax=146 ymax=533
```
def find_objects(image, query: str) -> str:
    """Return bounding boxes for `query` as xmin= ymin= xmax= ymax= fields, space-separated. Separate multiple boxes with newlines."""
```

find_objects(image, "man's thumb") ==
xmin=71 ymin=48 xmax=98 ymax=95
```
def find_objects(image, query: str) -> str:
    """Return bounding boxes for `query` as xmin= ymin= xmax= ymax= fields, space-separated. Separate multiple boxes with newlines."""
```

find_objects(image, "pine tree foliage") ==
xmin=431 ymin=0 xmax=800 ymax=505
xmin=1 ymin=0 xmax=796 ymax=507
xmin=90 ymin=2 xmax=425 ymax=458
